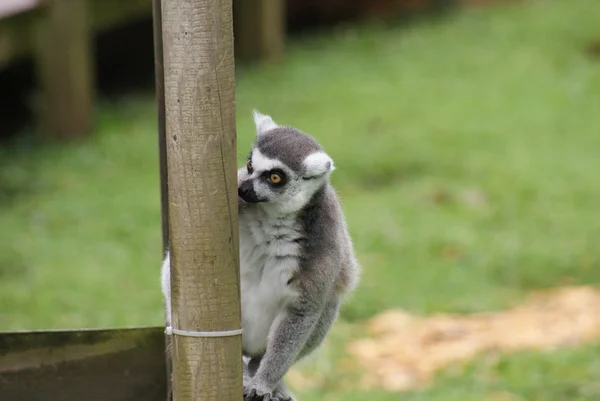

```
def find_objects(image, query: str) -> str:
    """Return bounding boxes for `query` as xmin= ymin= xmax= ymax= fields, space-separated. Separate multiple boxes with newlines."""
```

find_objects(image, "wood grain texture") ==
xmin=160 ymin=0 xmax=242 ymax=400
xmin=153 ymin=0 xmax=169 ymax=256
xmin=151 ymin=1 xmax=172 ymax=400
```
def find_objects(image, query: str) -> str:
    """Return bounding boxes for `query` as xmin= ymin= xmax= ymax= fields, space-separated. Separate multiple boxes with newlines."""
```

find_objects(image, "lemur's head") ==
xmin=238 ymin=110 xmax=335 ymax=212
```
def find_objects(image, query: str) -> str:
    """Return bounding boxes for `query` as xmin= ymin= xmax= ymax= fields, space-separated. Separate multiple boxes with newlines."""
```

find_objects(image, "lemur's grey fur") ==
xmin=161 ymin=110 xmax=360 ymax=401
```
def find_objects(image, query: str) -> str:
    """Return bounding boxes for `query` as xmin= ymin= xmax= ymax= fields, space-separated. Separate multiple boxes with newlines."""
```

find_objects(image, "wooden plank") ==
xmin=0 ymin=0 xmax=39 ymax=18
xmin=0 ymin=327 xmax=167 ymax=401
xmin=160 ymin=0 xmax=242 ymax=399
xmin=234 ymin=0 xmax=285 ymax=63
xmin=33 ymin=0 xmax=95 ymax=141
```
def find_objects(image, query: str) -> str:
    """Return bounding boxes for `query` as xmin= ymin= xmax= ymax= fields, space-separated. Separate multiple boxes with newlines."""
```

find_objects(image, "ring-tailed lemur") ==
xmin=161 ymin=110 xmax=360 ymax=401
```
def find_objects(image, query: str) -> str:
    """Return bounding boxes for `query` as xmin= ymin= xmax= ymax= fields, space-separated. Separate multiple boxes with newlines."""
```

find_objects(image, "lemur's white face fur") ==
xmin=238 ymin=110 xmax=335 ymax=214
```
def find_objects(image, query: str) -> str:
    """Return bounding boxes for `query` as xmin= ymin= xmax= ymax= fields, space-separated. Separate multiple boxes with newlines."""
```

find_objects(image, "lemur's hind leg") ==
xmin=248 ymin=299 xmax=340 ymax=401
xmin=298 ymin=298 xmax=340 ymax=361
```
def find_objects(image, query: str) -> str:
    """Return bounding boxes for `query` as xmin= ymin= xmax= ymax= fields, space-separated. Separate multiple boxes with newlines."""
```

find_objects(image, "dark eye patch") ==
xmin=262 ymin=168 xmax=287 ymax=187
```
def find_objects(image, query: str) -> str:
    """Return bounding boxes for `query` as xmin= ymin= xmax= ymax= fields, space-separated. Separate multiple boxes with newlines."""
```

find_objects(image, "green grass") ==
xmin=293 ymin=336 xmax=600 ymax=401
xmin=1 ymin=0 xmax=600 ymax=399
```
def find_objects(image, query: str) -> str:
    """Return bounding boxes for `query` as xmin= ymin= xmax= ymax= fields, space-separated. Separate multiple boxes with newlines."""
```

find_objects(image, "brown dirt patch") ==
xmin=344 ymin=286 xmax=600 ymax=392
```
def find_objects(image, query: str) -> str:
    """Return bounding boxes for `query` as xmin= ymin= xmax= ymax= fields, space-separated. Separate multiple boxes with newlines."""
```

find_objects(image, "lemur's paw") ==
xmin=244 ymin=382 xmax=291 ymax=401
xmin=273 ymin=388 xmax=294 ymax=401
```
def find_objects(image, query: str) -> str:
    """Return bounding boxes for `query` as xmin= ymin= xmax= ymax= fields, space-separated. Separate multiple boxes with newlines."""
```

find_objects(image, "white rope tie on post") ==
xmin=165 ymin=326 xmax=243 ymax=338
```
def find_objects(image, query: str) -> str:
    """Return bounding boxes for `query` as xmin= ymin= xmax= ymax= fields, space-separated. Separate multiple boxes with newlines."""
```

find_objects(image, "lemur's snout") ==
xmin=238 ymin=181 xmax=262 ymax=203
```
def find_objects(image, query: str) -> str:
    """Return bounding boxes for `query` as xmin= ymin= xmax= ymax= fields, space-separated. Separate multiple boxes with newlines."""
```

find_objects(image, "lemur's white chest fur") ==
xmin=161 ymin=207 xmax=303 ymax=356
xmin=239 ymin=207 xmax=301 ymax=356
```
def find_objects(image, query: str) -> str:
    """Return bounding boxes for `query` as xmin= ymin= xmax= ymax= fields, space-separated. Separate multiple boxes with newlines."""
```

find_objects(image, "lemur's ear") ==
xmin=303 ymin=152 xmax=335 ymax=178
xmin=253 ymin=109 xmax=279 ymax=136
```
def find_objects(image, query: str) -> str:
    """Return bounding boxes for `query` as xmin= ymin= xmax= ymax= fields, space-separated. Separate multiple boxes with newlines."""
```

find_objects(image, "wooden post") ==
xmin=34 ymin=0 xmax=94 ymax=141
xmin=160 ymin=0 xmax=242 ymax=400
xmin=151 ymin=0 xmax=172 ymax=400
xmin=234 ymin=0 xmax=285 ymax=63
xmin=153 ymin=0 xmax=169 ymax=256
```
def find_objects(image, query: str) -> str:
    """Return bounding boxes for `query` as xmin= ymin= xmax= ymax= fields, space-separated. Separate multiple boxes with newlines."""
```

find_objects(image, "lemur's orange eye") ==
xmin=247 ymin=161 xmax=253 ymax=172
xmin=270 ymin=173 xmax=281 ymax=183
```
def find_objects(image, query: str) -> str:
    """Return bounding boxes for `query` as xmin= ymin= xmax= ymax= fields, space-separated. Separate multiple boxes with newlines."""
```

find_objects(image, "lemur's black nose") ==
xmin=238 ymin=181 xmax=252 ymax=198
xmin=238 ymin=181 xmax=262 ymax=203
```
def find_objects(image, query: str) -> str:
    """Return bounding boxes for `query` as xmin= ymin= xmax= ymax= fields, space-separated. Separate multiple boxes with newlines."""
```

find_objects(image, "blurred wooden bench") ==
xmin=0 ymin=0 xmax=145 ymax=141
xmin=0 ymin=0 xmax=285 ymax=142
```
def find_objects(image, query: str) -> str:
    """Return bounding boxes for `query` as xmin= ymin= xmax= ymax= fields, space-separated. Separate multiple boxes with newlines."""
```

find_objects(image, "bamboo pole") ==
xmin=159 ymin=0 xmax=242 ymax=400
